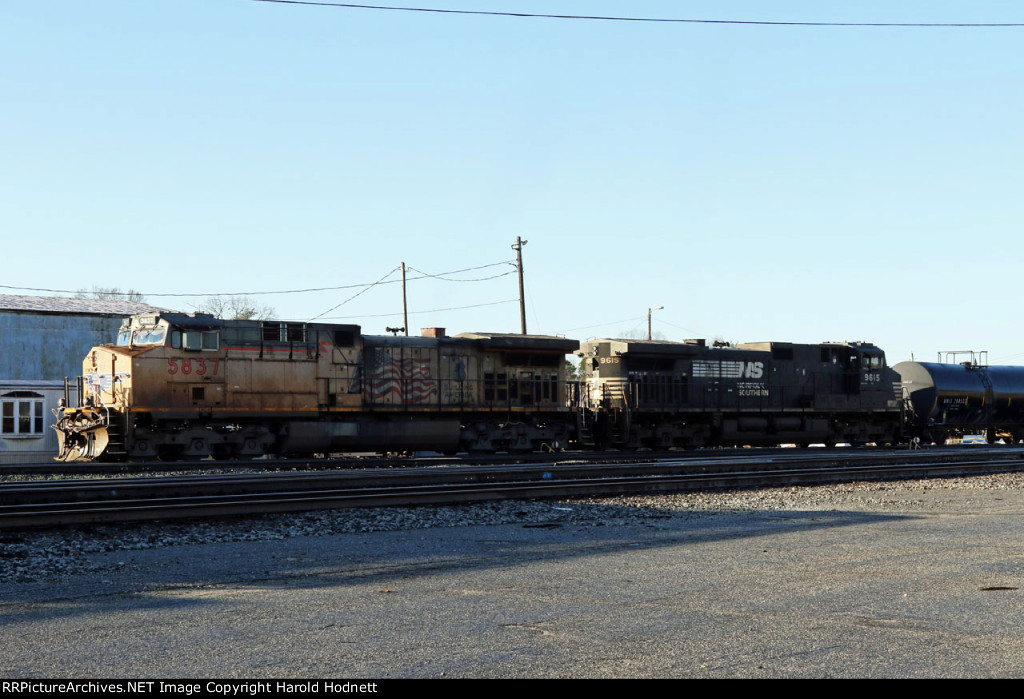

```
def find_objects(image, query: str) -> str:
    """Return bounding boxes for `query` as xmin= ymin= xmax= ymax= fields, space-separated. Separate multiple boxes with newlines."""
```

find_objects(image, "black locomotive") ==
xmin=577 ymin=338 xmax=902 ymax=448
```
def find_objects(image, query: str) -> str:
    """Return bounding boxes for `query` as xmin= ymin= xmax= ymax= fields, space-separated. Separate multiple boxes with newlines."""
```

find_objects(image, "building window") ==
xmin=1 ymin=395 xmax=45 ymax=436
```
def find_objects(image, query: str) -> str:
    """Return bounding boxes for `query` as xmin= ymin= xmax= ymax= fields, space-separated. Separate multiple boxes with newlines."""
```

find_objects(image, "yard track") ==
xmin=2 ymin=447 xmax=1023 ymax=529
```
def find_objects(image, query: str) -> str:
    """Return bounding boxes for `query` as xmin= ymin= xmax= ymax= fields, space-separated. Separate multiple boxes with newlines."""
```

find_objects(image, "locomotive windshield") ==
xmin=115 ymin=324 xmax=167 ymax=347
xmin=132 ymin=327 xmax=167 ymax=346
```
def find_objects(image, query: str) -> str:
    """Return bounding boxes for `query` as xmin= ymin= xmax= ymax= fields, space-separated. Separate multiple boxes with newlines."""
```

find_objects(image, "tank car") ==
xmin=894 ymin=360 xmax=1024 ymax=444
xmin=54 ymin=312 xmax=580 ymax=461
xmin=577 ymin=338 xmax=902 ymax=448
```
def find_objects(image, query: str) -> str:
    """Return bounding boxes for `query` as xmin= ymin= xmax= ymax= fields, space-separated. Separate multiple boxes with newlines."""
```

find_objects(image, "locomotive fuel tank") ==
xmin=894 ymin=361 xmax=1024 ymax=441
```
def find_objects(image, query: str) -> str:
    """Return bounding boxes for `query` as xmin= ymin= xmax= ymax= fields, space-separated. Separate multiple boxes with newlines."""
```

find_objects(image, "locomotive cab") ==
xmin=55 ymin=312 xmax=226 ymax=461
xmin=121 ymin=314 xmax=222 ymax=351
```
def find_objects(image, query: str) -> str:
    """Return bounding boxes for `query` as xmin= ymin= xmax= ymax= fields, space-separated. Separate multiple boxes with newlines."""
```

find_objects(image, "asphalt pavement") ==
xmin=3 ymin=484 xmax=1024 ymax=678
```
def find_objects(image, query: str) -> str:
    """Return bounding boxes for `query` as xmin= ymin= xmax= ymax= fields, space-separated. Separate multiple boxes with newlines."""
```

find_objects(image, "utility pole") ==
xmin=648 ymin=306 xmax=664 ymax=341
xmin=400 ymin=262 xmax=409 ymax=336
xmin=512 ymin=237 xmax=528 ymax=335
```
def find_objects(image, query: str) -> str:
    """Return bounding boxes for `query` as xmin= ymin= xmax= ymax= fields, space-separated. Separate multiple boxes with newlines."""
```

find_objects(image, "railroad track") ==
xmin=2 ymin=447 xmax=1023 ymax=529
xmin=0 ymin=444 xmax=1012 ymax=478
xmin=0 ymin=447 xmax=825 ymax=477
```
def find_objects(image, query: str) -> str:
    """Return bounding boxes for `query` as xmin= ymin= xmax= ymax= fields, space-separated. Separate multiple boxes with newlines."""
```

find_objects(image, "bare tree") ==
xmin=195 ymin=296 xmax=276 ymax=320
xmin=73 ymin=286 xmax=146 ymax=302
xmin=615 ymin=327 xmax=668 ymax=341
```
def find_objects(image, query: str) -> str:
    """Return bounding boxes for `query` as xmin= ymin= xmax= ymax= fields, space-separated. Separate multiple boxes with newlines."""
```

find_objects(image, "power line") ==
xmin=656 ymin=318 xmax=707 ymax=337
xmin=0 ymin=260 xmax=516 ymax=299
xmin=563 ymin=315 xmax=648 ymax=333
xmin=308 ymin=260 xmax=520 ymax=320
xmin=308 ymin=266 xmax=400 ymax=320
xmin=524 ymin=274 xmax=540 ymax=336
xmin=0 ymin=280 xmax=386 ymax=298
xmin=319 ymin=298 xmax=517 ymax=320
xmin=252 ymin=1 xmax=1024 ymax=27
xmin=404 ymin=261 xmax=517 ymax=282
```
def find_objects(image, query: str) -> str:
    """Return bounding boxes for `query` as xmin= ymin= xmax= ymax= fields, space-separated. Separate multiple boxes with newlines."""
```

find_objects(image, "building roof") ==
xmin=0 ymin=294 xmax=169 ymax=316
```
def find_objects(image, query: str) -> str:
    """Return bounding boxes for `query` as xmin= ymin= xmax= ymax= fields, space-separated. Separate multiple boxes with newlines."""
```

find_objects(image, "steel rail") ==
xmin=4 ymin=447 xmax=1019 ymax=503
xmin=2 ymin=451 xmax=1023 ymax=530
xmin=3 ymin=445 xmax=1016 ymax=487
xmin=2 ymin=444 xmax=1012 ymax=478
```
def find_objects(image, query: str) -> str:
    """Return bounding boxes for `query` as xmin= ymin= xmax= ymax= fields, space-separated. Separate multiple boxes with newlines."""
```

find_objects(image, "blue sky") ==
xmin=3 ymin=1 xmax=1022 ymax=364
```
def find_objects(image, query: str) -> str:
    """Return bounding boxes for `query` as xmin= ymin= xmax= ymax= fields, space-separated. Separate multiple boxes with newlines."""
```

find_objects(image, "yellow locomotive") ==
xmin=55 ymin=312 xmax=579 ymax=461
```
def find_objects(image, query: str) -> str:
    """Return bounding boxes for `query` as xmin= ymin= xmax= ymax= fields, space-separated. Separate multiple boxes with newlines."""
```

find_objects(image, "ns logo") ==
xmin=741 ymin=361 xmax=764 ymax=379
xmin=693 ymin=359 xmax=764 ymax=379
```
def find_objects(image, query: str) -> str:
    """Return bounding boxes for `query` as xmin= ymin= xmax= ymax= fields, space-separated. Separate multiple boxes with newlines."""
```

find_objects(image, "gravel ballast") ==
xmin=3 ymin=471 xmax=1019 ymax=584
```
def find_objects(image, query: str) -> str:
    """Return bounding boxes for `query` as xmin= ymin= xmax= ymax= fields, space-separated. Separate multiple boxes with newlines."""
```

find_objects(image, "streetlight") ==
xmin=647 ymin=306 xmax=664 ymax=341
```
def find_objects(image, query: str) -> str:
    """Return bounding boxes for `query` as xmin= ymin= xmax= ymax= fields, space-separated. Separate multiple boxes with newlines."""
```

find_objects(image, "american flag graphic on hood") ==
xmin=365 ymin=348 xmax=438 ymax=404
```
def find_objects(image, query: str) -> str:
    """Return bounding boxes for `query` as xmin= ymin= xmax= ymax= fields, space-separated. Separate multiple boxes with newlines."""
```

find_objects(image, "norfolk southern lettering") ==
xmin=737 ymin=381 xmax=769 ymax=397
